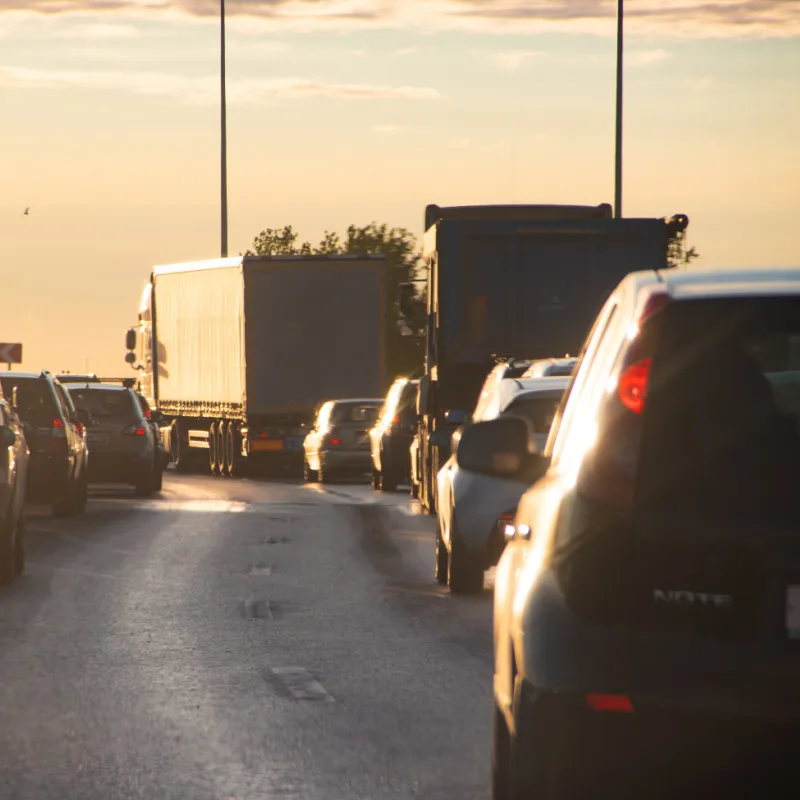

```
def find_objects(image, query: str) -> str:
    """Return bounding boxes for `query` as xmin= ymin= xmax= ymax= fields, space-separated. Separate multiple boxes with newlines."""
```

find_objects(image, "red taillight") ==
xmin=586 ymin=694 xmax=634 ymax=712
xmin=75 ymin=423 xmax=85 ymax=436
xmin=329 ymin=438 xmax=342 ymax=446
xmin=123 ymin=425 xmax=146 ymax=436
xmin=392 ymin=416 xmax=400 ymax=425
xmin=618 ymin=357 xmax=652 ymax=415
xmin=144 ymin=408 xmax=151 ymax=419
xmin=499 ymin=512 xmax=515 ymax=521
xmin=258 ymin=432 xmax=269 ymax=439
xmin=53 ymin=418 xmax=64 ymax=428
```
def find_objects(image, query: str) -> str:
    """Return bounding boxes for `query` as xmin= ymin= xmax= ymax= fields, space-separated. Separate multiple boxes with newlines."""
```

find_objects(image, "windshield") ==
xmin=67 ymin=387 xmax=139 ymax=422
xmin=0 ymin=378 xmax=58 ymax=424
xmin=503 ymin=393 xmax=562 ymax=435
xmin=330 ymin=402 xmax=381 ymax=424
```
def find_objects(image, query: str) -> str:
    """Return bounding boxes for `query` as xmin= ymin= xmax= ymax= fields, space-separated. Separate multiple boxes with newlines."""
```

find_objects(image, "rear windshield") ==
xmin=331 ymin=403 xmax=380 ymax=425
xmin=503 ymin=393 xmax=562 ymax=435
xmin=0 ymin=377 xmax=58 ymax=424
xmin=639 ymin=296 xmax=800 ymax=528
xmin=68 ymin=388 xmax=138 ymax=422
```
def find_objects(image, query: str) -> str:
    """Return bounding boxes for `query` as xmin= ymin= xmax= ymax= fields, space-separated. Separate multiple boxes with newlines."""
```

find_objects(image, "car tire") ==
xmin=410 ymin=479 xmax=419 ymax=499
xmin=319 ymin=461 xmax=335 ymax=484
xmin=508 ymin=683 xmax=555 ymax=800
xmin=435 ymin=519 xmax=449 ymax=586
xmin=153 ymin=464 xmax=164 ymax=492
xmin=135 ymin=469 xmax=155 ymax=498
xmin=75 ymin=474 xmax=88 ymax=514
xmin=13 ymin=513 xmax=25 ymax=578
xmin=0 ymin=511 xmax=16 ymax=586
xmin=53 ymin=481 xmax=79 ymax=518
xmin=304 ymin=459 xmax=318 ymax=483
xmin=492 ymin=701 xmax=511 ymax=800
xmin=448 ymin=519 xmax=484 ymax=594
xmin=380 ymin=465 xmax=397 ymax=493
xmin=172 ymin=421 xmax=192 ymax=473
xmin=371 ymin=468 xmax=381 ymax=490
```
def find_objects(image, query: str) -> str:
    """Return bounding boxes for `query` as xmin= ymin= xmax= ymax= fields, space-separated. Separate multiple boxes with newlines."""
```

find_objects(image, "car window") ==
xmin=637 ymin=296 xmax=800 ymax=530
xmin=331 ymin=403 xmax=380 ymax=424
xmin=67 ymin=388 xmax=139 ymax=422
xmin=315 ymin=402 xmax=333 ymax=430
xmin=54 ymin=383 xmax=76 ymax=419
xmin=502 ymin=393 xmax=563 ymax=435
xmin=0 ymin=378 xmax=60 ymax=425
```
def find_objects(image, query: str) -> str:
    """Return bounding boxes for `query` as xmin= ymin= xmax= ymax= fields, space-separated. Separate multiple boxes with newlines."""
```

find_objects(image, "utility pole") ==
xmin=614 ymin=0 xmax=624 ymax=218
xmin=220 ymin=0 xmax=229 ymax=257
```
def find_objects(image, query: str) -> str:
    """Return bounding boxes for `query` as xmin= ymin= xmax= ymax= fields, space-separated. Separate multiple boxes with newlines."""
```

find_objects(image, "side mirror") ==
xmin=429 ymin=428 xmax=453 ymax=449
xmin=0 ymin=426 xmax=15 ymax=448
xmin=456 ymin=416 xmax=547 ymax=480
xmin=444 ymin=409 xmax=467 ymax=425
xmin=125 ymin=352 xmax=137 ymax=365
xmin=398 ymin=283 xmax=416 ymax=319
xmin=125 ymin=328 xmax=137 ymax=351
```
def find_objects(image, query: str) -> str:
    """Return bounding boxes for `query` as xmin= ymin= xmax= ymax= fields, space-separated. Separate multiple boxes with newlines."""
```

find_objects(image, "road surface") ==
xmin=0 ymin=473 xmax=494 ymax=800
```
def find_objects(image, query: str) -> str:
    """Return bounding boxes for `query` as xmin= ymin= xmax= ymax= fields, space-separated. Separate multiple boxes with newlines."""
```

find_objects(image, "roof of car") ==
xmin=1 ymin=372 xmax=50 ymax=380
xmin=65 ymin=383 xmax=130 ymax=392
xmin=327 ymin=398 xmax=384 ymax=405
xmin=481 ymin=376 xmax=570 ymax=419
xmin=624 ymin=266 xmax=800 ymax=301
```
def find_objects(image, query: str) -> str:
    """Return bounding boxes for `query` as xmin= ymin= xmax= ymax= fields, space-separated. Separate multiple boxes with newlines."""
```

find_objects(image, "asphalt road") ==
xmin=0 ymin=472 xmax=494 ymax=800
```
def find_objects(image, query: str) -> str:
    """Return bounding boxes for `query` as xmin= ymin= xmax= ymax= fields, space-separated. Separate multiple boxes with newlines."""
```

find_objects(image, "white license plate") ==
xmin=786 ymin=586 xmax=800 ymax=639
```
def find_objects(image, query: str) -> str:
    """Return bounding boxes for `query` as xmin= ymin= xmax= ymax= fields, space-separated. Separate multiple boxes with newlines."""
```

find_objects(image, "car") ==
xmin=0 ymin=371 xmax=89 ymax=517
xmin=520 ymin=356 xmax=578 ymax=378
xmin=409 ymin=429 xmax=421 ymax=499
xmin=370 ymin=378 xmax=419 ymax=492
xmin=65 ymin=383 xmax=160 ymax=497
xmin=471 ymin=359 xmax=535 ymax=422
xmin=488 ymin=266 xmax=800 ymax=799
xmin=435 ymin=376 xmax=569 ymax=593
xmin=303 ymin=399 xmax=382 ymax=484
xmin=0 ymin=386 xmax=29 ymax=585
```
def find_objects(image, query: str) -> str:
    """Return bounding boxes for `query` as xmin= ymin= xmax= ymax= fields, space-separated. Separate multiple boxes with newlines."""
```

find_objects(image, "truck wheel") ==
xmin=303 ymin=459 xmax=318 ymax=483
xmin=172 ymin=421 xmax=191 ymax=473
xmin=209 ymin=422 xmax=221 ymax=476
xmin=216 ymin=422 xmax=228 ymax=477
xmin=371 ymin=468 xmax=381 ymax=490
xmin=435 ymin=519 xmax=448 ymax=586
xmin=224 ymin=423 xmax=238 ymax=478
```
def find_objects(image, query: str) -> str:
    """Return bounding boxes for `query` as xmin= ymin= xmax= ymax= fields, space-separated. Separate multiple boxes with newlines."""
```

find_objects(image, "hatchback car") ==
xmin=370 ymin=378 xmax=419 ymax=492
xmin=484 ymin=267 xmax=800 ymax=798
xmin=303 ymin=399 xmax=382 ymax=484
xmin=0 ymin=371 xmax=88 ymax=517
xmin=66 ymin=383 xmax=159 ymax=496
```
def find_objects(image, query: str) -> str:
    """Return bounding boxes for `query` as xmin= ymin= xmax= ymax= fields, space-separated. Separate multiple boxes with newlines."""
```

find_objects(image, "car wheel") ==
xmin=371 ymin=468 xmax=381 ymax=490
xmin=448 ymin=519 xmax=484 ymax=594
xmin=492 ymin=701 xmax=511 ymax=800
xmin=13 ymin=513 xmax=25 ymax=577
xmin=53 ymin=481 xmax=78 ymax=518
xmin=508 ymin=684 xmax=555 ymax=800
xmin=410 ymin=479 xmax=419 ymax=499
xmin=0 ymin=511 xmax=16 ymax=586
xmin=135 ymin=469 xmax=155 ymax=498
xmin=172 ymin=421 xmax=192 ymax=473
xmin=435 ymin=519 xmax=449 ymax=586
xmin=75 ymin=474 xmax=88 ymax=514
xmin=303 ymin=459 xmax=318 ymax=483
xmin=153 ymin=464 xmax=164 ymax=492
xmin=380 ymin=466 xmax=397 ymax=492
xmin=319 ymin=461 xmax=335 ymax=484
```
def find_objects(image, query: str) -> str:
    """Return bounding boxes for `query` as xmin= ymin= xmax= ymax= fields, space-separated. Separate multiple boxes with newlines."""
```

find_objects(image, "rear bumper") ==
xmin=87 ymin=451 xmax=152 ymax=483
xmin=321 ymin=449 xmax=372 ymax=470
xmin=377 ymin=434 xmax=413 ymax=477
xmin=516 ymin=679 xmax=800 ymax=796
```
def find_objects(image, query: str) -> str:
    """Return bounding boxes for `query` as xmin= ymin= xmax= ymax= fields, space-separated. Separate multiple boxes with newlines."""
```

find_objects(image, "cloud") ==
xmin=2 ymin=1 xmax=800 ymax=38
xmin=627 ymin=48 xmax=671 ymax=67
xmin=0 ymin=66 xmax=441 ymax=104
xmin=53 ymin=22 xmax=140 ymax=39
xmin=488 ymin=49 xmax=543 ymax=71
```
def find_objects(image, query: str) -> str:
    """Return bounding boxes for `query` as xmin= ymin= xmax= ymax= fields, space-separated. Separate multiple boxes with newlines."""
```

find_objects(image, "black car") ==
xmin=369 ymin=378 xmax=419 ymax=492
xmin=484 ymin=267 xmax=800 ymax=798
xmin=0 ymin=371 xmax=88 ymax=517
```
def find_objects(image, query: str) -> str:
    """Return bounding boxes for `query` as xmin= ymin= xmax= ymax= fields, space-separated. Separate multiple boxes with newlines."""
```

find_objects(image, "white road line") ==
xmin=270 ymin=667 xmax=335 ymax=703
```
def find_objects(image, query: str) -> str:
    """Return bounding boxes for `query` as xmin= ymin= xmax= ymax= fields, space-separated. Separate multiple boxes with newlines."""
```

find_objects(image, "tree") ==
xmin=667 ymin=230 xmax=700 ymax=269
xmin=246 ymin=222 xmax=427 ymax=382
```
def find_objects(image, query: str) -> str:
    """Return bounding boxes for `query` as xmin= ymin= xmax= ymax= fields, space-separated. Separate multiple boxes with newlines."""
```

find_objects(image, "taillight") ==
xmin=328 ymin=438 xmax=342 ymax=446
xmin=586 ymin=694 xmax=634 ymax=712
xmin=123 ymin=425 xmax=146 ymax=436
xmin=52 ymin=418 xmax=66 ymax=439
xmin=618 ymin=357 xmax=652 ymax=415
xmin=144 ymin=407 xmax=151 ymax=419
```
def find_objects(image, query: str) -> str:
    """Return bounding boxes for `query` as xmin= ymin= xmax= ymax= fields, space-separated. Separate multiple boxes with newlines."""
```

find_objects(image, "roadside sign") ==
xmin=0 ymin=343 xmax=22 ymax=369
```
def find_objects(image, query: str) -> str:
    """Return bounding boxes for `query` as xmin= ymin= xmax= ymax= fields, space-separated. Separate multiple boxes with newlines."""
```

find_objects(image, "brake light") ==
xmin=143 ymin=408 xmax=151 ymax=419
xmin=328 ymin=438 xmax=342 ymax=446
xmin=618 ymin=357 xmax=652 ymax=415
xmin=392 ymin=416 xmax=400 ymax=425
xmin=53 ymin=418 xmax=63 ymax=427
xmin=123 ymin=425 xmax=146 ymax=436
xmin=586 ymin=694 xmax=634 ymax=712
xmin=52 ymin=418 xmax=66 ymax=439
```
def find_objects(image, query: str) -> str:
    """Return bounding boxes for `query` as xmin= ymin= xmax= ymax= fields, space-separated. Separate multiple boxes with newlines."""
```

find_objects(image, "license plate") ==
xmin=284 ymin=437 xmax=303 ymax=452
xmin=786 ymin=586 xmax=800 ymax=639
xmin=88 ymin=433 xmax=110 ymax=447
xmin=250 ymin=440 xmax=283 ymax=452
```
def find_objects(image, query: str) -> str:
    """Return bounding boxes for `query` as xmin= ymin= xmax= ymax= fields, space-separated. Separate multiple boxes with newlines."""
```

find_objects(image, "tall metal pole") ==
xmin=614 ymin=0 xmax=624 ymax=219
xmin=220 ymin=0 xmax=229 ymax=257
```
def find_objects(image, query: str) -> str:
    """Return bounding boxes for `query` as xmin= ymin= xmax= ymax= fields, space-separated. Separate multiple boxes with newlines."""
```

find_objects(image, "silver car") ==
xmin=66 ymin=384 xmax=159 ymax=497
xmin=435 ymin=376 xmax=569 ymax=593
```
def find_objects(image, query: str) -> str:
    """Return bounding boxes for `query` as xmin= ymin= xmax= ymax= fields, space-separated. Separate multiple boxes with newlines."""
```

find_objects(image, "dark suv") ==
xmin=0 ymin=372 xmax=88 ymax=517
xmin=479 ymin=267 xmax=800 ymax=798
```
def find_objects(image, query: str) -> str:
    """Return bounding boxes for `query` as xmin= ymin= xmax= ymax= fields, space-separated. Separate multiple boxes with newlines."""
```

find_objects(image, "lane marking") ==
xmin=136 ymin=500 xmax=249 ymax=513
xmin=270 ymin=667 xmax=335 ymax=703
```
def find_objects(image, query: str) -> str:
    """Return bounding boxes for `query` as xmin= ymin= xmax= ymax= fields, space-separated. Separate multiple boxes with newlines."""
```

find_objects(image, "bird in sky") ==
xmin=23 ymin=207 xmax=30 ymax=215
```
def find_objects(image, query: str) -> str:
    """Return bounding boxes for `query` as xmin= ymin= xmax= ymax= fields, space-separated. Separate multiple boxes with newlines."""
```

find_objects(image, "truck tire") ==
xmin=209 ymin=422 xmax=221 ymax=476
xmin=172 ymin=421 xmax=192 ymax=473
xmin=224 ymin=423 xmax=238 ymax=478
xmin=435 ymin=519 xmax=448 ymax=586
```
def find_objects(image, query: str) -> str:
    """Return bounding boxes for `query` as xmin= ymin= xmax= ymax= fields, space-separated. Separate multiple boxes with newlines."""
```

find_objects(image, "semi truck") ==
xmin=404 ymin=203 xmax=689 ymax=513
xmin=125 ymin=254 xmax=388 ymax=476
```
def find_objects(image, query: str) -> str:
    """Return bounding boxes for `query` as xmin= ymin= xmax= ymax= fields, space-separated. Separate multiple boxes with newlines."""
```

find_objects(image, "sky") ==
xmin=2 ymin=0 xmax=799 ymax=375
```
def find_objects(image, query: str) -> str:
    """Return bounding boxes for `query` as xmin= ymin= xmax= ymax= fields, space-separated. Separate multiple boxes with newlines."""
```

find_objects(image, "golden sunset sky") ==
xmin=2 ymin=0 xmax=799 ymax=375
